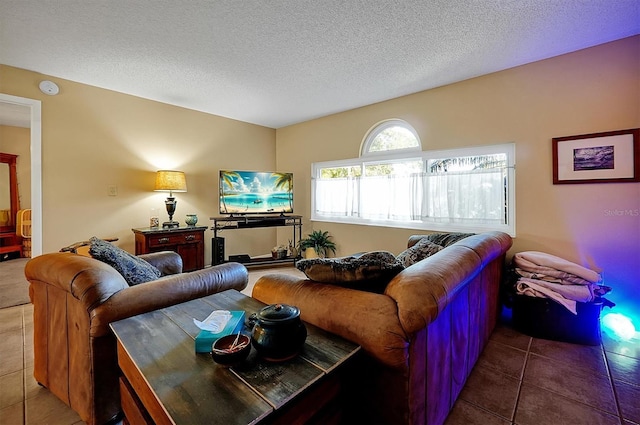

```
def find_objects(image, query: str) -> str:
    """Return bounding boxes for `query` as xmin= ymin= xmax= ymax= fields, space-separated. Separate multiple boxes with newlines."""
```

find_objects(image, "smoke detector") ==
xmin=39 ymin=80 xmax=59 ymax=95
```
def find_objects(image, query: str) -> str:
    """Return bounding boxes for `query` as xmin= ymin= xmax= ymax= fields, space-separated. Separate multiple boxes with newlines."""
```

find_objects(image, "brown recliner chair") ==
xmin=25 ymin=250 xmax=249 ymax=425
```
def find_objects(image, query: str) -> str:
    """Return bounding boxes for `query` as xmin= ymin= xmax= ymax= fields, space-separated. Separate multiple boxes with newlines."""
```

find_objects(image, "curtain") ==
xmin=314 ymin=177 xmax=359 ymax=216
xmin=359 ymin=175 xmax=417 ymax=221
xmin=315 ymin=174 xmax=422 ymax=221
xmin=314 ymin=168 xmax=506 ymax=225
xmin=425 ymin=168 xmax=505 ymax=224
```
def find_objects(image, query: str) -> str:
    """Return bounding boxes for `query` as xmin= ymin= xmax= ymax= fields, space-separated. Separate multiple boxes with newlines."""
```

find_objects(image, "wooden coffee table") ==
xmin=110 ymin=289 xmax=360 ymax=425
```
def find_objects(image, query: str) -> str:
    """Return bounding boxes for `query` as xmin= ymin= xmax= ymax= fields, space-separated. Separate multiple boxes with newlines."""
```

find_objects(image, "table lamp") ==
xmin=154 ymin=170 xmax=187 ymax=228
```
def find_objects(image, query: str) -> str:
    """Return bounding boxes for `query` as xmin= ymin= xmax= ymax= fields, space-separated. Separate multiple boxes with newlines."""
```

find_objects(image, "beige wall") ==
xmin=0 ymin=65 xmax=277 ymax=262
xmin=276 ymin=36 xmax=640 ymax=317
xmin=1 ymin=36 xmax=638 ymax=317
xmin=0 ymin=125 xmax=31 ymax=210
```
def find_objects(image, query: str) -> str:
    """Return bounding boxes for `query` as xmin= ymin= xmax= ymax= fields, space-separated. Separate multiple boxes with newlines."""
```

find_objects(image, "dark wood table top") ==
xmin=110 ymin=289 xmax=360 ymax=425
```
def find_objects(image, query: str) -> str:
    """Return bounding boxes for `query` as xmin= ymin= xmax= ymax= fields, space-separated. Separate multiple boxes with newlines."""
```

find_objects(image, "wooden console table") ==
xmin=110 ymin=289 xmax=360 ymax=425
xmin=132 ymin=226 xmax=206 ymax=272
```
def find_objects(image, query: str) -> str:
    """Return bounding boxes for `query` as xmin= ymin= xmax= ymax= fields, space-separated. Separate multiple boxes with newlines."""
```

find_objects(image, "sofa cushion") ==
xmin=296 ymin=251 xmax=404 ymax=292
xmin=425 ymin=232 xmax=475 ymax=247
xmin=397 ymin=238 xmax=444 ymax=268
xmin=89 ymin=236 xmax=161 ymax=285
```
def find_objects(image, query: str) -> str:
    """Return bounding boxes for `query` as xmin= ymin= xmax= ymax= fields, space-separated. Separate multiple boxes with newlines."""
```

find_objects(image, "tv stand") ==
xmin=210 ymin=215 xmax=303 ymax=267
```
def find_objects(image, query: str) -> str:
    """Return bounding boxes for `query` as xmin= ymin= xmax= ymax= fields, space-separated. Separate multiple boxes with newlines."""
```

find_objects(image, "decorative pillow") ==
xmin=396 ymin=238 xmax=444 ymax=268
xmin=296 ymin=251 xmax=404 ymax=292
xmin=424 ymin=232 xmax=475 ymax=247
xmin=89 ymin=237 xmax=161 ymax=286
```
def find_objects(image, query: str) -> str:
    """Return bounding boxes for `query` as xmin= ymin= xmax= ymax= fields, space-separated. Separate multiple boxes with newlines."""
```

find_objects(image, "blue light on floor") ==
xmin=602 ymin=313 xmax=636 ymax=341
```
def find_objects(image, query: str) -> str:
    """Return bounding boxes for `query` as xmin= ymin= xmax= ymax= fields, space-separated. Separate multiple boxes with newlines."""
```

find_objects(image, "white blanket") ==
xmin=514 ymin=268 xmax=594 ymax=286
xmin=514 ymin=251 xmax=601 ymax=284
xmin=516 ymin=279 xmax=578 ymax=315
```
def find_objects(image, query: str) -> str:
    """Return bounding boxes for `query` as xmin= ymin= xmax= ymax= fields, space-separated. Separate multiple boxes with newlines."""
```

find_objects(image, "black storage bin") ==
xmin=512 ymin=295 xmax=604 ymax=345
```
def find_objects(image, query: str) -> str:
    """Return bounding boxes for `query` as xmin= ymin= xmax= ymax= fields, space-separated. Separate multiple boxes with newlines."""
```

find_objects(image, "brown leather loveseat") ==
xmin=25 ymin=250 xmax=248 ymax=425
xmin=252 ymin=231 xmax=512 ymax=425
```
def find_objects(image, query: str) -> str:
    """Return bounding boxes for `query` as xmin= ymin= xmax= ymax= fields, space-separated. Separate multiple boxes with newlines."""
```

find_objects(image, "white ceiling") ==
xmin=1 ymin=1 xmax=639 ymax=129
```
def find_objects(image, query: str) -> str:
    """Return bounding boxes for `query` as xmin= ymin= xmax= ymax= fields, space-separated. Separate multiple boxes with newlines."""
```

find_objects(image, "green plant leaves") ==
xmin=299 ymin=230 xmax=336 ymax=257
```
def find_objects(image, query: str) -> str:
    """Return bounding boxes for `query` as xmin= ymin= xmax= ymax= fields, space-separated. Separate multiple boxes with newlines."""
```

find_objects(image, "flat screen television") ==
xmin=219 ymin=170 xmax=293 ymax=215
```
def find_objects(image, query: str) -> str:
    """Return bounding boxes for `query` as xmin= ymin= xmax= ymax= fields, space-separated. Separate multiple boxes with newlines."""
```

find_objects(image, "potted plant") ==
xmin=298 ymin=230 xmax=337 ymax=258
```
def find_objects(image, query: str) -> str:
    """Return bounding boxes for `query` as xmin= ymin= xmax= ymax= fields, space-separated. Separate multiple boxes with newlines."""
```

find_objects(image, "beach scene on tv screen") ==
xmin=220 ymin=170 xmax=293 ymax=214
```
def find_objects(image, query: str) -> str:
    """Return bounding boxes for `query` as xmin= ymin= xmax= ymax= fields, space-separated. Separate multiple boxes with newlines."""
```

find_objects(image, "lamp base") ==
xmin=162 ymin=220 xmax=180 ymax=229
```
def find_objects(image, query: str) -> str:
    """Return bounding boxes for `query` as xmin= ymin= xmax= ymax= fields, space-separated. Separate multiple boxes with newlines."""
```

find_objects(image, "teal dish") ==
xmin=185 ymin=214 xmax=198 ymax=226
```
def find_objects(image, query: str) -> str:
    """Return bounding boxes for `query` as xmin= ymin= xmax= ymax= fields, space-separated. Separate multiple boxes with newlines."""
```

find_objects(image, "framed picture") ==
xmin=552 ymin=128 xmax=639 ymax=184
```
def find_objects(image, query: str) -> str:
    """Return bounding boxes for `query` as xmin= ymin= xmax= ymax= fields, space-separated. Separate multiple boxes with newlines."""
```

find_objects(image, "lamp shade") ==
xmin=154 ymin=170 xmax=187 ymax=192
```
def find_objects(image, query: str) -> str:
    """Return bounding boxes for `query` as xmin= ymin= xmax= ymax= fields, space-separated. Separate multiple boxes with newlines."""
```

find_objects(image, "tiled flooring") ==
xmin=1 ymin=268 xmax=638 ymax=424
xmin=446 ymin=320 xmax=640 ymax=425
xmin=0 ymin=303 xmax=84 ymax=425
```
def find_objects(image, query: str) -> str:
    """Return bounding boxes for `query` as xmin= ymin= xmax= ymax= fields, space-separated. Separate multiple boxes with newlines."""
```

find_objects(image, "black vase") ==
xmin=251 ymin=303 xmax=307 ymax=362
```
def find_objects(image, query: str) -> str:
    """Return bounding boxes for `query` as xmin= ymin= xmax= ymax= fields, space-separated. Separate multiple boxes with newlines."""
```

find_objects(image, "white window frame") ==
xmin=311 ymin=143 xmax=516 ymax=236
xmin=361 ymin=119 xmax=422 ymax=157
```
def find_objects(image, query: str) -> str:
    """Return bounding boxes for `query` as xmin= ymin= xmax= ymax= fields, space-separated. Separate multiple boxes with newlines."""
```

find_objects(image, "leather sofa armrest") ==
xmin=386 ymin=231 xmax=512 ymax=334
xmin=26 ymin=253 xmax=130 ymax=310
xmin=252 ymin=274 xmax=408 ymax=369
xmin=138 ymin=251 xmax=183 ymax=275
xmin=89 ymin=262 xmax=249 ymax=336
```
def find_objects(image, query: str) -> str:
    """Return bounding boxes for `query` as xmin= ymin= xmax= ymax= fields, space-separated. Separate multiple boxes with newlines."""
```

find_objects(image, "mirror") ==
xmin=0 ymin=163 xmax=9 ymax=224
xmin=0 ymin=153 xmax=19 ymax=233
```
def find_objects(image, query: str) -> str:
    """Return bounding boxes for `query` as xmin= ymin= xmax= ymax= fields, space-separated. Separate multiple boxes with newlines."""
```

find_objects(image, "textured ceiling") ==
xmin=1 ymin=1 xmax=639 ymax=128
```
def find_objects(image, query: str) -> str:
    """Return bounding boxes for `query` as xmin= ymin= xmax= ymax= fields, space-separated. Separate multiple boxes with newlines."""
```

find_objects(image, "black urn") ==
xmin=251 ymin=303 xmax=307 ymax=362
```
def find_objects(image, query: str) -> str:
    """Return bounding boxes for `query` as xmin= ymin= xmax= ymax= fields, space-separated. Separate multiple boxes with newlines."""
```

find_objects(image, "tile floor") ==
xmin=1 ymin=268 xmax=639 ymax=424
xmin=445 ymin=320 xmax=640 ymax=425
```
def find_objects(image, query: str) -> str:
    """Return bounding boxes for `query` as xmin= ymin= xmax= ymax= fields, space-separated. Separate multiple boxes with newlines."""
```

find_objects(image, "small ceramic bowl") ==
xmin=210 ymin=334 xmax=251 ymax=366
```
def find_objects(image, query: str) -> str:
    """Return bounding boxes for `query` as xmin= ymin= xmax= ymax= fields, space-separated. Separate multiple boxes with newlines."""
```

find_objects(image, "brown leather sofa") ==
xmin=252 ymin=231 xmax=512 ymax=425
xmin=25 ymin=250 xmax=248 ymax=425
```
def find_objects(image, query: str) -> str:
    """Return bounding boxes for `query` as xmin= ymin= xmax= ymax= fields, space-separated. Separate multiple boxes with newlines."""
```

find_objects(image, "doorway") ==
xmin=0 ymin=93 xmax=42 ymax=257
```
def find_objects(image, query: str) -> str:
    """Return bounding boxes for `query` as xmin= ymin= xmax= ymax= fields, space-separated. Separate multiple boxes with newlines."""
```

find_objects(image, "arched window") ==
xmin=361 ymin=119 xmax=421 ymax=156
xmin=311 ymin=119 xmax=515 ymax=236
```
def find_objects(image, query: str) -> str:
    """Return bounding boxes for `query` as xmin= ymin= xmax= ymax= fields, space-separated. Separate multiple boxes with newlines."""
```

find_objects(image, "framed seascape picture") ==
xmin=552 ymin=128 xmax=640 ymax=184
